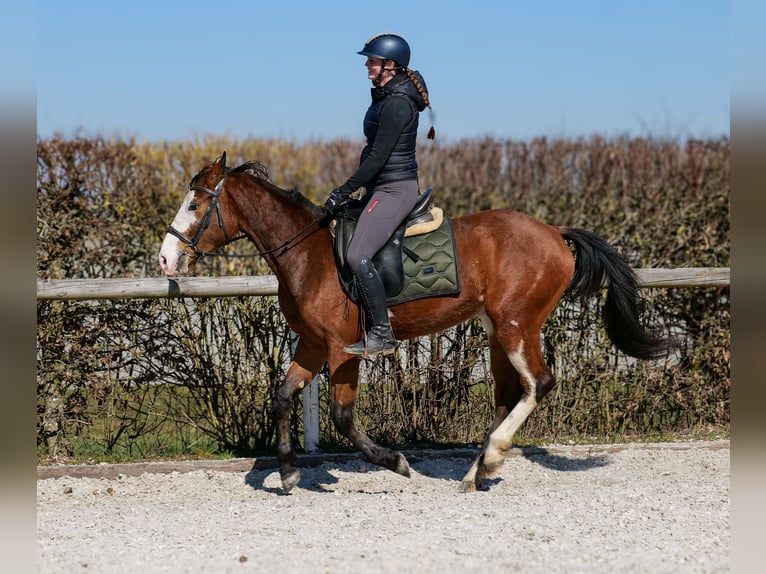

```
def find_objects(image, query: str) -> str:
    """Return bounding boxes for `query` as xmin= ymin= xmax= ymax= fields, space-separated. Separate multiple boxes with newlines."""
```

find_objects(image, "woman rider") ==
xmin=325 ymin=33 xmax=433 ymax=357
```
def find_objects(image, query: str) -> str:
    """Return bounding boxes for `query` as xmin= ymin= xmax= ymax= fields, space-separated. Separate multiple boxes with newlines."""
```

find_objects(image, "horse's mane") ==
xmin=190 ymin=159 xmax=319 ymax=211
xmin=229 ymin=160 xmax=271 ymax=180
xmin=229 ymin=160 xmax=318 ymax=211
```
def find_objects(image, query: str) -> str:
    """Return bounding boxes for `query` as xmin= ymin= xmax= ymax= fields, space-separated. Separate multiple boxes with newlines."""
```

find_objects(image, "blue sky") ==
xmin=36 ymin=0 xmax=730 ymax=143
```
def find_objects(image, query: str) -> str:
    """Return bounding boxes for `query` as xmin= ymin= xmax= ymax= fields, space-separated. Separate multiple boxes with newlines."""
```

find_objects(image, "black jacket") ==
xmin=338 ymin=71 xmax=428 ymax=195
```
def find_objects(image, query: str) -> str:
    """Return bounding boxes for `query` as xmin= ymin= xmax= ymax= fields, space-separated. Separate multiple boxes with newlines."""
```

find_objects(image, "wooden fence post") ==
xmin=290 ymin=331 xmax=320 ymax=453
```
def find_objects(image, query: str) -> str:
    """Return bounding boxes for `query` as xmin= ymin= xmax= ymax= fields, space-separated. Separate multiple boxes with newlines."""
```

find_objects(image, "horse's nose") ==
xmin=159 ymin=253 xmax=172 ymax=275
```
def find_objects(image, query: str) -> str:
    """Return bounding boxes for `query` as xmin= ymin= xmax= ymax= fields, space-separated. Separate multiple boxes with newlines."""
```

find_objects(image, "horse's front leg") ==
xmin=329 ymin=356 xmax=411 ymax=478
xmin=272 ymin=341 xmax=324 ymax=493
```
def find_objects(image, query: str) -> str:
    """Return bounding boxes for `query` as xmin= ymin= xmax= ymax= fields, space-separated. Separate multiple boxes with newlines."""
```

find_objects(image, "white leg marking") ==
xmin=465 ymin=314 xmax=537 ymax=486
xmin=460 ymin=448 xmax=486 ymax=492
xmin=485 ymin=340 xmax=538 ymax=464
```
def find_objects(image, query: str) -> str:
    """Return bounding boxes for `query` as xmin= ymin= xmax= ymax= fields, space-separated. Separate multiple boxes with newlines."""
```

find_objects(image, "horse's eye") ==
xmin=189 ymin=203 xmax=199 ymax=211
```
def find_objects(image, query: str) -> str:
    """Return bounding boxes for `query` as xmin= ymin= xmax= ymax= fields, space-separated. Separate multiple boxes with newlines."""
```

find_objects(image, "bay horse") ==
xmin=158 ymin=152 xmax=669 ymax=493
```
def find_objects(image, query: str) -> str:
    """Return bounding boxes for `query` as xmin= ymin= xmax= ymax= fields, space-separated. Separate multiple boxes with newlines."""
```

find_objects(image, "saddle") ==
xmin=330 ymin=189 xmax=461 ymax=307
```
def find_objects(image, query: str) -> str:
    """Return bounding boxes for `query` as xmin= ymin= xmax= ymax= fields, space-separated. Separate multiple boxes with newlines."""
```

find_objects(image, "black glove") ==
xmin=324 ymin=188 xmax=349 ymax=214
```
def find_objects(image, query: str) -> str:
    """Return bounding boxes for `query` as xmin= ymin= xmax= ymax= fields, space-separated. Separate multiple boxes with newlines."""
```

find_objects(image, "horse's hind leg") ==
xmin=329 ymin=357 xmax=411 ymax=478
xmin=460 ymin=324 xmax=555 ymax=492
xmin=482 ymin=336 xmax=554 ymax=469
xmin=459 ymin=334 xmax=524 ymax=492
xmin=273 ymin=340 xmax=324 ymax=493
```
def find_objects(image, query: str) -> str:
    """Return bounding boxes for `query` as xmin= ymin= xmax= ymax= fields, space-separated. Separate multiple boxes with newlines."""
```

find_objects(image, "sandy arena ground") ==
xmin=37 ymin=441 xmax=729 ymax=573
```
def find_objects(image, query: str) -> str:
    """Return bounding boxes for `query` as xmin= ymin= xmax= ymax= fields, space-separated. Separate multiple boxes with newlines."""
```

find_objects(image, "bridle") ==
xmin=166 ymin=178 xmax=243 ymax=259
xmin=167 ymin=176 xmax=328 ymax=260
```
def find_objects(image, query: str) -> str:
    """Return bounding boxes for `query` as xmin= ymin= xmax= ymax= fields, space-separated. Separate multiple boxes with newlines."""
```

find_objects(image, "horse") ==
xmin=158 ymin=152 xmax=670 ymax=493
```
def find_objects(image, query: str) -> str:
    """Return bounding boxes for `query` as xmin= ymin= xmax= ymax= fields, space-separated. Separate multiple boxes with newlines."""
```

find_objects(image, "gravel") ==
xmin=37 ymin=441 xmax=729 ymax=574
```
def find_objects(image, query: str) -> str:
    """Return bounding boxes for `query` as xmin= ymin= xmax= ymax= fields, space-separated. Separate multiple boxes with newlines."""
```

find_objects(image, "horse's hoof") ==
xmin=479 ymin=459 xmax=504 ymax=479
xmin=393 ymin=453 xmax=411 ymax=478
xmin=480 ymin=449 xmax=506 ymax=478
xmin=281 ymin=468 xmax=300 ymax=493
xmin=458 ymin=480 xmax=478 ymax=493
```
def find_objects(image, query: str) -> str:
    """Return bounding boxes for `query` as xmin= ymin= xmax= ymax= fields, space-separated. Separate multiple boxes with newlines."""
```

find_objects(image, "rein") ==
xmin=250 ymin=218 xmax=325 ymax=258
xmin=168 ymin=178 xmax=326 ymax=260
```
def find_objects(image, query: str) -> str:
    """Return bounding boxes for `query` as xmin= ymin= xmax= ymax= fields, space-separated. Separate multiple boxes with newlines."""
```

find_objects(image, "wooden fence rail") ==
xmin=36 ymin=268 xmax=729 ymax=301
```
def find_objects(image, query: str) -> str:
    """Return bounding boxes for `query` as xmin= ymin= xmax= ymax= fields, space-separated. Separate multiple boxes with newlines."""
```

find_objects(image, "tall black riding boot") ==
xmin=343 ymin=257 xmax=398 ymax=357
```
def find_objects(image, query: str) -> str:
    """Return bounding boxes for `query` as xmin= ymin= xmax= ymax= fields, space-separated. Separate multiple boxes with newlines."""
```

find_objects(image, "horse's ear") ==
xmin=209 ymin=152 xmax=227 ymax=178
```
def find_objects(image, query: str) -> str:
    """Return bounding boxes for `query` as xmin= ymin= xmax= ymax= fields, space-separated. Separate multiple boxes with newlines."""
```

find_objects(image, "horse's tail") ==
xmin=559 ymin=227 xmax=672 ymax=360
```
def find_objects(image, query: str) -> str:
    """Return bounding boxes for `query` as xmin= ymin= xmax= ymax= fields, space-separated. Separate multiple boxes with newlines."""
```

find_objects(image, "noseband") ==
xmin=166 ymin=178 xmax=240 ymax=259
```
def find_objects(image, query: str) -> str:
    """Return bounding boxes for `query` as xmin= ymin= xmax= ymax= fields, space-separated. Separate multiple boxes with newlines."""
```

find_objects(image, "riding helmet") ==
xmin=357 ymin=33 xmax=410 ymax=68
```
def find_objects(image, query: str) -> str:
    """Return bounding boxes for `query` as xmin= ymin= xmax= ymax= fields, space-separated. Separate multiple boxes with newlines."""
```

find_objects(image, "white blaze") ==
xmin=158 ymin=190 xmax=198 ymax=276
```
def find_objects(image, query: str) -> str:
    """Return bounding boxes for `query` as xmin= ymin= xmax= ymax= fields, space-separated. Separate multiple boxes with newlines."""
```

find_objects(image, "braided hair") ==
xmin=403 ymin=67 xmax=436 ymax=140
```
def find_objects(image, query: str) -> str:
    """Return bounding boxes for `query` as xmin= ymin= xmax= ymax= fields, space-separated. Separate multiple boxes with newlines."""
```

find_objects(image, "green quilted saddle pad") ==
xmin=387 ymin=215 xmax=461 ymax=307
